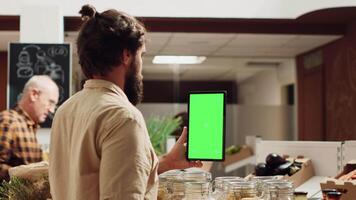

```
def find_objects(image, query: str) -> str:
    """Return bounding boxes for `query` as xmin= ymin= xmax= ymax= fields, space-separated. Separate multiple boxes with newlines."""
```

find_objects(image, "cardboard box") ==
xmin=283 ymin=158 xmax=315 ymax=187
xmin=223 ymin=146 xmax=253 ymax=166
xmin=319 ymin=160 xmax=356 ymax=200
xmin=245 ymin=157 xmax=314 ymax=187
xmin=320 ymin=179 xmax=356 ymax=200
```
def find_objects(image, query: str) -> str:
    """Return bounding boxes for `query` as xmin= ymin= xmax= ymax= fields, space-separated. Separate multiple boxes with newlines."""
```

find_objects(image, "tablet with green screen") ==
xmin=187 ymin=91 xmax=226 ymax=161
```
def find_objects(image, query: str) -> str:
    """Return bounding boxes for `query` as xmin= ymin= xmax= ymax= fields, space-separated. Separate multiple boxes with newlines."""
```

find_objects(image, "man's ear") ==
xmin=29 ymin=88 xmax=40 ymax=102
xmin=122 ymin=49 xmax=132 ymax=68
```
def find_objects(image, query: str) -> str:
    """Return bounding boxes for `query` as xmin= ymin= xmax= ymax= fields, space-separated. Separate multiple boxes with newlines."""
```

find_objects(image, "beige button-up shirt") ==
xmin=49 ymin=79 xmax=158 ymax=200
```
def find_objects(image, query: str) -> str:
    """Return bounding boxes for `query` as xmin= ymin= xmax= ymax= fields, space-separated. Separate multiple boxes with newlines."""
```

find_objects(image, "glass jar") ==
xmin=184 ymin=181 xmax=213 ymax=200
xmin=183 ymin=168 xmax=212 ymax=182
xmin=226 ymin=180 xmax=258 ymax=200
xmin=158 ymin=177 xmax=169 ymax=200
xmin=170 ymin=179 xmax=186 ymax=200
xmin=159 ymin=169 xmax=214 ymax=200
xmin=212 ymin=177 xmax=243 ymax=200
xmin=264 ymin=180 xmax=294 ymax=200
xmin=159 ymin=170 xmax=184 ymax=200
xmin=250 ymin=176 xmax=277 ymax=197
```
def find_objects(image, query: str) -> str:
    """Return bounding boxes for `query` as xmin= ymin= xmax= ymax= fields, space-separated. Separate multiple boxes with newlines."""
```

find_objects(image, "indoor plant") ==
xmin=146 ymin=116 xmax=182 ymax=156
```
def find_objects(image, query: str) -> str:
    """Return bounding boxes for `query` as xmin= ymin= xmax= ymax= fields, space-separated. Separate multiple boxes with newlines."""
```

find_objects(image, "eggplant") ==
xmin=266 ymin=153 xmax=286 ymax=169
xmin=272 ymin=161 xmax=292 ymax=175
xmin=255 ymin=162 xmax=270 ymax=176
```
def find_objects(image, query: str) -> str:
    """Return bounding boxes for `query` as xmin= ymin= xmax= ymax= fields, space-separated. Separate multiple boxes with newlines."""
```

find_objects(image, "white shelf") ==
xmin=224 ymin=156 xmax=255 ymax=173
xmin=295 ymin=176 xmax=328 ymax=198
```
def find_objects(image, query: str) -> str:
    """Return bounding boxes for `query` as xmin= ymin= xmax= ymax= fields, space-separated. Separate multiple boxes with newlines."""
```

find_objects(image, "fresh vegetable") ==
xmin=272 ymin=161 xmax=292 ymax=175
xmin=225 ymin=145 xmax=241 ymax=155
xmin=266 ymin=153 xmax=286 ymax=168
xmin=255 ymin=162 xmax=270 ymax=176
xmin=254 ymin=153 xmax=303 ymax=176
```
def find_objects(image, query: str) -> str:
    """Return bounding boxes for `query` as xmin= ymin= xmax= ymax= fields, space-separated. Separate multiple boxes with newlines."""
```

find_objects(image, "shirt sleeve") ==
xmin=0 ymin=123 xmax=15 ymax=181
xmin=99 ymin=118 xmax=152 ymax=200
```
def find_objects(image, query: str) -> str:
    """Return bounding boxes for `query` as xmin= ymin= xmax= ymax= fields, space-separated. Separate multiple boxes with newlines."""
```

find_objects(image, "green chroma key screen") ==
xmin=187 ymin=91 xmax=226 ymax=161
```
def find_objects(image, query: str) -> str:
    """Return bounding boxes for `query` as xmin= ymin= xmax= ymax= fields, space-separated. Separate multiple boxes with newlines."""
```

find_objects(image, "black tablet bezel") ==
xmin=186 ymin=91 xmax=226 ymax=161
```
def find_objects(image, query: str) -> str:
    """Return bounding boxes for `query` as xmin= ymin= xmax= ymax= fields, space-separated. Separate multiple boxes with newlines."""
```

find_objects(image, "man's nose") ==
xmin=49 ymin=105 xmax=56 ymax=114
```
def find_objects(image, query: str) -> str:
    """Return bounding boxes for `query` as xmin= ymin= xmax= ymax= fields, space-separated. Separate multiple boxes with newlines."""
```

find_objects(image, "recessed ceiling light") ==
xmin=152 ymin=56 xmax=206 ymax=64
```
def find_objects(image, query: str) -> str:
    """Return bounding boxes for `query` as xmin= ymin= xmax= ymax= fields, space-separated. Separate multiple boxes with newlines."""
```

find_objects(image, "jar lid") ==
xmin=182 ymin=168 xmax=212 ymax=181
xmin=159 ymin=169 xmax=183 ymax=180
xmin=228 ymin=180 xmax=257 ymax=190
xmin=265 ymin=180 xmax=293 ymax=189
xmin=251 ymin=176 xmax=278 ymax=181
xmin=294 ymin=191 xmax=308 ymax=196
xmin=322 ymin=189 xmax=338 ymax=193
xmin=327 ymin=191 xmax=342 ymax=197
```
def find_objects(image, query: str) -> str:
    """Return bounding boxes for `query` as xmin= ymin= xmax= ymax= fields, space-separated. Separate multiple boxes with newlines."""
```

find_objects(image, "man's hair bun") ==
xmin=79 ymin=4 xmax=96 ymax=20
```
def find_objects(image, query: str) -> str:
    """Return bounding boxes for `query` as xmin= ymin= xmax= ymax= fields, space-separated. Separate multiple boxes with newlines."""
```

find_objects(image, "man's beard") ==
xmin=124 ymin=59 xmax=143 ymax=106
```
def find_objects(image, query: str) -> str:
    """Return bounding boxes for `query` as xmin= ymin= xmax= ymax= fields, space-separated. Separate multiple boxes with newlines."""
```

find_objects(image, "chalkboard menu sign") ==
xmin=8 ymin=43 xmax=71 ymax=127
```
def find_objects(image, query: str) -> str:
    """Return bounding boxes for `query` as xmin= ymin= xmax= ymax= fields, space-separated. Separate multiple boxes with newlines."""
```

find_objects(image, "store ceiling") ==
xmin=0 ymin=31 xmax=341 ymax=82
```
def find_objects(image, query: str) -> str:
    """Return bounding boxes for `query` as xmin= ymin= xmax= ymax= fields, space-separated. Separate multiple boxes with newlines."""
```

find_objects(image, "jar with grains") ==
xmin=158 ymin=177 xmax=169 ymax=200
xmin=158 ymin=170 xmax=183 ymax=200
xmin=264 ymin=180 xmax=294 ymax=200
xmin=170 ymin=179 xmax=186 ymax=200
xmin=250 ymin=176 xmax=278 ymax=197
xmin=226 ymin=180 xmax=258 ymax=200
xmin=212 ymin=177 xmax=243 ymax=200
xmin=184 ymin=181 xmax=214 ymax=200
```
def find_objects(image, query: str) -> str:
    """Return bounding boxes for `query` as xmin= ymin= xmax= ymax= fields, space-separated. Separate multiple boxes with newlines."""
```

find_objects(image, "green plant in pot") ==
xmin=146 ymin=116 xmax=182 ymax=156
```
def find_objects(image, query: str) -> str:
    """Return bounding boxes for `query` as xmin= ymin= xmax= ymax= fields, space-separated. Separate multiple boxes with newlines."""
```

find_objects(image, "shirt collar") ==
xmin=13 ymin=105 xmax=39 ymax=130
xmin=83 ymin=79 xmax=129 ymax=102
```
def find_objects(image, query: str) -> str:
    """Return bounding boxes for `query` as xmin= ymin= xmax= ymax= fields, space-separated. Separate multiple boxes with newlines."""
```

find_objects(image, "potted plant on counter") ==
xmin=146 ymin=116 xmax=182 ymax=156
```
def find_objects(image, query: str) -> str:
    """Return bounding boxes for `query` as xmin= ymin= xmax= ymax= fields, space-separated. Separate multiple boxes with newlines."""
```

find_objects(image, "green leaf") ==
xmin=0 ymin=175 xmax=51 ymax=200
xmin=146 ymin=115 xmax=182 ymax=156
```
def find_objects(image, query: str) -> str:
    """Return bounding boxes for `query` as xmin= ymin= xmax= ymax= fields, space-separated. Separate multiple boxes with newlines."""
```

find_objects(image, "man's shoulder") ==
xmin=0 ymin=109 xmax=23 ymax=124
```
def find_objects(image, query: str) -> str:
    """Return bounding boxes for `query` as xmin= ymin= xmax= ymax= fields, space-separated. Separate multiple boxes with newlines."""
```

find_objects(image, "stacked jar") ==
xmin=212 ymin=176 xmax=243 ymax=200
xmin=226 ymin=180 xmax=259 ymax=200
xmin=249 ymin=176 xmax=279 ymax=198
xmin=158 ymin=170 xmax=183 ymax=200
xmin=158 ymin=168 xmax=213 ymax=200
xmin=182 ymin=169 xmax=213 ymax=200
xmin=184 ymin=181 xmax=212 ymax=200
xmin=264 ymin=180 xmax=294 ymax=200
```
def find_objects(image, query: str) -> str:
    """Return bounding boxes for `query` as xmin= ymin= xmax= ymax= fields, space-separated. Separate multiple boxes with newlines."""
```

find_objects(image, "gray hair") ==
xmin=22 ymin=75 xmax=58 ymax=95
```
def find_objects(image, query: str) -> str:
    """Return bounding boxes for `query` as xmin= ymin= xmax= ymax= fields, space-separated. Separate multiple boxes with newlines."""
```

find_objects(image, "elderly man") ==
xmin=0 ymin=75 xmax=59 ymax=181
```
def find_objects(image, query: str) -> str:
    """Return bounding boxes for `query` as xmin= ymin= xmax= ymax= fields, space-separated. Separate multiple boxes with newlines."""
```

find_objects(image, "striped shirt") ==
xmin=0 ymin=106 xmax=43 ymax=181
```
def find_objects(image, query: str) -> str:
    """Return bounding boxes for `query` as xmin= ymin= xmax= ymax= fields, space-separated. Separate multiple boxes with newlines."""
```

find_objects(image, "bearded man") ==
xmin=49 ymin=5 xmax=201 ymax=200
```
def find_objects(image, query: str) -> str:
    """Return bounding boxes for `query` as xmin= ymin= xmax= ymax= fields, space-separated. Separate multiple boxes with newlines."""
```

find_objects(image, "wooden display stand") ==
xmin=320 ymin=180 xmax=356 ymax=200
xmin=284 ymin=158 xmax=315 ymax=187
xmin=223 ymin=146 xmax=253 ymax=166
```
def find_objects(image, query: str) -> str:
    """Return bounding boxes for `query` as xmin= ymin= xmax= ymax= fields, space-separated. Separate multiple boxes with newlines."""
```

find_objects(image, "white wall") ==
xmin=277 ymin=60 xmax=296 ymax=86
xmin=238 ymin=70 xmax=282 ymax=105
xmin=0 ymin=0 xmax=355 ymax=18
xmin=236 ymin=105 xmax=294 ymax=143
xmin=238 ymin=60 xmax=296 ymax=105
